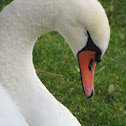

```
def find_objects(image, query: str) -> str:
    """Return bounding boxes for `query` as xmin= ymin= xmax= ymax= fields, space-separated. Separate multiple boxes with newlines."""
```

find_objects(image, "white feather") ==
xmin=0 ymin=0 xmax=110 ymax=125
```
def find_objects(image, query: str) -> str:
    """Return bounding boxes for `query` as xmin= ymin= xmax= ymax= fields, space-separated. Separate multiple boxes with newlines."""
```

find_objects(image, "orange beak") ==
xmin=78 ymin=51 xmax=96 ymax=98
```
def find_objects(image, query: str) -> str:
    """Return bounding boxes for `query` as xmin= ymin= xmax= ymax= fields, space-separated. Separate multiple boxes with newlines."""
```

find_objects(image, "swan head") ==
xmin=56 ymin=0 xmax=110 ymax=98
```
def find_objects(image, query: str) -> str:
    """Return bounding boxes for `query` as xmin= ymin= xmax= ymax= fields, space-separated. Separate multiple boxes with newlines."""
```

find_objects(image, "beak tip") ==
xmin=85 ymin=90 xmax=94 ymax=98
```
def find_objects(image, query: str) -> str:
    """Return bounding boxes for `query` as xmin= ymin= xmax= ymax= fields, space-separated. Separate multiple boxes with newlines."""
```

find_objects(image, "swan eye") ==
xmin=89 ymin=58 xmax=93 ymax=71
xmin=95 ymin=53 xmax=102 ymax=62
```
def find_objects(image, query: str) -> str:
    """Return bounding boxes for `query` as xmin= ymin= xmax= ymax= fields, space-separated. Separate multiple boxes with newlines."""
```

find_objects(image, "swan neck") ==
xmin=0 ymin=0 xmax=62 ymax=64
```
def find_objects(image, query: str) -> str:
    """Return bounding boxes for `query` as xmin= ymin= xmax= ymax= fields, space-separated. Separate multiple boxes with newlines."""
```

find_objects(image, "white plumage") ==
xmin=0 ymin=0 xmax=110 ymax=125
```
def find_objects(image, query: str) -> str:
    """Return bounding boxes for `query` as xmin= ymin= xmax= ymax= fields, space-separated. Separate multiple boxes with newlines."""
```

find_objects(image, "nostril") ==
xmin=88 ymin=58 xmax=93 ymax=71
xmin=86 ymin=90 xmax=93 ymax=98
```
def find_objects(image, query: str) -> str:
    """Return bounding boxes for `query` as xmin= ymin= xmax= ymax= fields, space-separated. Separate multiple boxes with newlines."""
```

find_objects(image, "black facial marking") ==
xmin=95 ymin=52 xmax=102 ymax=62
xmin=88 ymin=58 xmax=93 ymax=71
xmin=77 ymin=31 xmax=102 ymax=62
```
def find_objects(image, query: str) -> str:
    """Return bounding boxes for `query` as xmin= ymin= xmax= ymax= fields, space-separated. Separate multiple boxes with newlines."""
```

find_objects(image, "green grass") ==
xmin=1 ymin=0 xmax=126 ymax=125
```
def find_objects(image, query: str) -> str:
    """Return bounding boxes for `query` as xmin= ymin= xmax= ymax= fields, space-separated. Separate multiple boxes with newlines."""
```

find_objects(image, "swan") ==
xmin=0 ymin=0 xmax=110 ymax=125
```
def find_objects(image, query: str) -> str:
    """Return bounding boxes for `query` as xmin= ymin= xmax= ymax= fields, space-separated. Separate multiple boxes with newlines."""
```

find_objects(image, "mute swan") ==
xmin=0 ymin=0 xmax=110 ymax=126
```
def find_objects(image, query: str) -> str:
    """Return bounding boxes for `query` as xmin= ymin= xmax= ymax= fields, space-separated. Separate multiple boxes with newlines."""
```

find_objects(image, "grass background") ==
xmin=0 ymin=0 xmax=126 ymax=125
